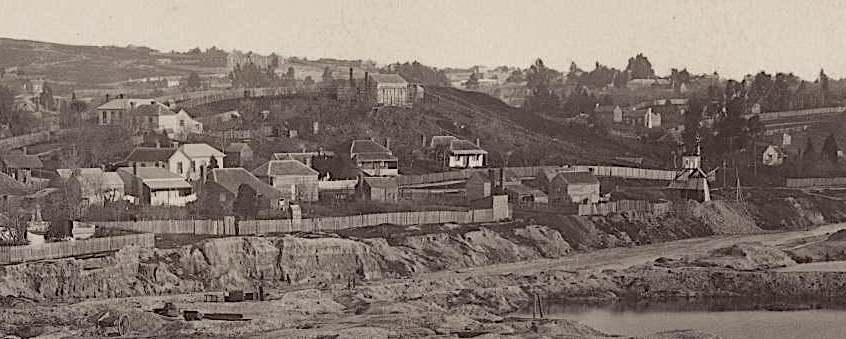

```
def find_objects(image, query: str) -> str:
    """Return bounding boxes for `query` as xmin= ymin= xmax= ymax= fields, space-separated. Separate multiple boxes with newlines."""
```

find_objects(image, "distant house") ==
xmin=504 ymin=184 xmax=549 ymax=204
xmin=173 ymin=109 xmax=203 ymax=139
xmin=0 ymin=151 xmax=43 ymax=185
xmin=125 ymin=147 xmax=175 ymax=169
xmin=273 ymin=151 xmax=336 ymax=169
xmin=368 ymin=74 xmax=409 ymax=107
xmin=350 ymin=140 xmax=398 ymax=176
xmin=57 ymin=168 xmax=124 ymax=206
xmin=169 ymin=143 xmax=225 ymax=181
xmin=622 ymin=107 xmax=661 ymax=128
xmin=251 ymin=160 xmax=319 ymax=202
xmin=448 ymin=139 xmax=487 ymax=168
xmin=224 ymin=143 xmax=253 ymax=168
xmin=358 ymin=176 xmax=399 ymax=202
xmin=117 ymin=167 xmax=195 ymax=206
xmin=595 ymin=105 xmax=623 ymax=125
xmin=762 ymin=145 xmax=788 ymax=167
xmin=133 ymin=102 xmax=177 ymax=133
xmin=549 ymin=171 xmax=600 ymax=204
xmin=206 ymin=168 xmax=284 ymax=210
xmin=95 ymin=98 xmax=158 ymax=126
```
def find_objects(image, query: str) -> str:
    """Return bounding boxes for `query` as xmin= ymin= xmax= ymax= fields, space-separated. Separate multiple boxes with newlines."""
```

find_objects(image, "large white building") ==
xmin=368 ymin=74 xmax=410 ymax=107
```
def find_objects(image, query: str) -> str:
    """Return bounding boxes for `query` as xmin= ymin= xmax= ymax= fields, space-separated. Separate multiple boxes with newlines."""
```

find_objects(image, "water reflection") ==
xmin=538 ymin=296 xmax=846 ymax=313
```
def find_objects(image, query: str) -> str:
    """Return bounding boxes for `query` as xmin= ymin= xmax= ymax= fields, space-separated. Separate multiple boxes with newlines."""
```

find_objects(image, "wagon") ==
xmin=96 ymin=311 xmax=131 ymax=337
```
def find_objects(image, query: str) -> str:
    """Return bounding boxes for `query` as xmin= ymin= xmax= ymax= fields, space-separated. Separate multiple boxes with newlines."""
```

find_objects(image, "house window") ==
xmin=101 ymin=111 xmax=107 ymax=121
xmin=191 ymin=161 xmax=196 ymax=171
xmin=179 ymin=120 xmax=185 ymax=127
xmin=177 ymin=162 xmax=183 ymax=174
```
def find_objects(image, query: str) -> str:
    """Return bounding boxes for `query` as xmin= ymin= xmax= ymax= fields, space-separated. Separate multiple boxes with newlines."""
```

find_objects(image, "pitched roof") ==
xmin=368 ymin=73 xmax=408 ymax=85
xmin=224 ymin=142 xmax=251 ymax=153
xmin=555 ymin=171 xmax=600 ymax=185
xmin=252 ymin=160 xmax=318 ymax=177
xmin=177 ymin=143 xmax=225 ymax=158
xmin=96 ymin=98 xmax=149 ymax=110
xmin=0 ymin=151 xmax=43 ymax=169
xmin=117 ymin=167 xmax=190 ymax=190
xmin=353 ymin=152 xmax=397 ymax=162
xmin=209 ymin=168 xmax=283 ymax=199
xmin=350 ymin=140 xmax=391 ymax=154
xmin=57 ymin=168 xmax=105 ymax=180
xmin=430 ymin=136 xmax=458 ymax=148
xmin=134 ymin=103 xmax=176 ymax=116
xmin=623 ymin=108 xmax=649 ymax=119
xmin=595 ymin=105 xmax=620 ymax=113
xmin=0 ymin=172 xmax=31 ymax=195
xmin=449 ymin=139 xmax=487 ymax=155
xmin=363 ymin=176 xmax=398 ymax=189
xmin=125 ymin=147 xmax=176 ymax=162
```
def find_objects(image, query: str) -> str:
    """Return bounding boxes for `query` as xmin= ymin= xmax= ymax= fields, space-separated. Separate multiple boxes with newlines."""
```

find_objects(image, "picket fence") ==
xmin=397 ymin=165 xmax=679 ymax=187
xmin=785 ymin=177 xmax=846 ymax=188
xmin=0 ymin=233 xmax=154 ymax=265
xmin=95 ymin=209 xmax=500 ymax=236
xmin=577 ymin=200 xmax=672 ymax=216
xmin=744 ymin=106 xmax=846 ymax=122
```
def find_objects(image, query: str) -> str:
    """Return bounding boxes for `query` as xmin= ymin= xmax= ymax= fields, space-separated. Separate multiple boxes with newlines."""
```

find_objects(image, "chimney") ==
xmin=422 ymin=135 xmax=427 ymax=148
xmin=349 ymin=67 xmax=353 ymax=81
xmin=106 ymin=93 xmax=110 ymax=102
xmin=150 ymin=100 xmax=155 ymax=105
xmin=476 ymin=138 xmax=480 ymax=147
xmin=21 ymin=147 xmax=26 ymax=155
xmin=133 ymin=161 xmax=137 ymax=176
xmin=365 ymin=72 xmax=369 ymax=87
xmin=385 ymin=137 xmax=390 ymax=150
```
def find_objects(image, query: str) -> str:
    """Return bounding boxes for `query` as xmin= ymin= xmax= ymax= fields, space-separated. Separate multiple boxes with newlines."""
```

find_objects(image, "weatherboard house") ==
xmin=368 ymin=74 xmax=410 ymax=107
xmin=350 ymin=140 xmax=399 ymax=176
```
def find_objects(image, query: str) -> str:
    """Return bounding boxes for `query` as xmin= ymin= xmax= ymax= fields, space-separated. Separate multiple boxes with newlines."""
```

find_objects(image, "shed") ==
xmin=252 ymin=160 xmax=319 ymax=202
xmin=549 ymin=171 xmax=600 ymax=204
xmin=224 ymin=142 xmax=253 ymax=168
xmin=358 ymin=177 xmax=399 ymax=202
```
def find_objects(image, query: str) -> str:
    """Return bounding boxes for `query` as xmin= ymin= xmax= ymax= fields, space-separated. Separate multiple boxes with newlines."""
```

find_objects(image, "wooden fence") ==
xmin=397 ymin=165 xmax=679 ymax=187
xmin=95 ymin=209 xmax=500 ymax=235
xmin=743 ymin=106 xmax=845 ymax=121
xmin=577 ymin=200 xmax=672 ymax=216
xmin=0 ymin=233 xmax=154 ymax=265
xmin=785 ymin=177 xmax=846 ymax=188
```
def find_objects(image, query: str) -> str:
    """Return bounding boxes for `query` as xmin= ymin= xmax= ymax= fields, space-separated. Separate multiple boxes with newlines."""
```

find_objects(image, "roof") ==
xmin=430 ymin=136 xmax=458 ymax=149
xmin=450 ymin=139 xmax=487 ymax=155
xmin=125 ymin=147 xmax=176 ymax=162
xmin=134 ymin=103 xmax=176 ymax=116
xmin=97 ymin=98 xmax=158 ymax=110
xmin=505 ymin=184 xmax=547 ymax=197
xmin=350 ymin=140 xmax=391 ymax=154
xmin=209 ymin=168 xmax=283 ymax=199
xmin=117 ymin=167 xmax=190 ymax=190
xmin=555 ymin=171 xmax=600 ymax=185
xmin=363 ymin=176 xmax=398 ymax=189
xmin=368 ymin=73 xmax=408 ymax=85
xmin=623 ymin=108 xmax=649 ymax=119
xmin=225 ymin=142 xmax=251 ymax=153
xmin=354 ymin=152 xmax=398 ymax=162
xmin=0 ymin=172 xmax=30 ymax=195
xmin=0 ymin=151 xmax=43 ymax=169
xmin=595 ymin=105 xmax=620 ymax=113
xmin=65 ymin=169 xmax=123 ymax=194
xmin=252 ymin=160 xmax=319 ymax=177
xmin=177 ymin=143 xmax=225 ymax=158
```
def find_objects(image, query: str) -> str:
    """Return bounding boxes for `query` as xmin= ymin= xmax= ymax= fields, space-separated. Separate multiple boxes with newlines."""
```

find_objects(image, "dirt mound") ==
xmin=690 ymin=242 xmax=796 ymax=270
xmin=689 ymin=201 xmax=761 ymax=235
xmin=827 ymin=230 xmax=846 ymax=241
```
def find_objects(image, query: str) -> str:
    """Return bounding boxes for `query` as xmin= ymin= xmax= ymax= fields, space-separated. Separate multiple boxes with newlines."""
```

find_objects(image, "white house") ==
xmin=168 ymin=143 xmax=225 ymax=181
xmin=117 ymin=167 xmax=195 ymax=207
xmin=368 ymin=74 xmax=409 ymax=107
xmin=350 ymin=140 xmax=398 ymax=176
xmin=762 ymin=145 xmax=788 ymax=167
xmin=172 ymin=109 xmax=204 ymax=139
xmin=448 ymin=139 xmax=487 ymax=168
xmin=644 ymin=107 xmax=662 ymax=128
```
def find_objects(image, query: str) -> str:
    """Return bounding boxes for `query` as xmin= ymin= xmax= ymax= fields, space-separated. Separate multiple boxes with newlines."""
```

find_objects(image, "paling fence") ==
xmin=94 ymin=209 xmax=500 ymax=235
xmin=0 ymin=233 xmax=154 ymax=265
xmin=397 ymin=165 xmax=679 ymax=187
xmin=785 ymin=177 xmax=846 ymax=188
xmin=577 ymin=200 xmax=672 ymax=216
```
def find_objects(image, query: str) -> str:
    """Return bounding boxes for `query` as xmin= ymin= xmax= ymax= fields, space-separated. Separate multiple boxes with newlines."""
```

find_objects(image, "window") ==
xmin=177 ymin=162 xmax=183 ymax=174
xmin=101 ymin=111 xmax=107 ymax=121
xmin=191 ymin=161 xmax=196 ymax=171
xmin=179 ymin=120 xmax=185 ymax=127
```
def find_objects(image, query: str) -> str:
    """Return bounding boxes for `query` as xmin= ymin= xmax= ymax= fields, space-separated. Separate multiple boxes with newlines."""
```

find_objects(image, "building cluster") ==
xmin=334 ymin=68 xmax=423 ymax=108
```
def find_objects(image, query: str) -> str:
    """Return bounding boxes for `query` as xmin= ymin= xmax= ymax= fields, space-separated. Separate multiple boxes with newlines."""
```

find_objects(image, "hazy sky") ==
xmin=2 ymin=0 xmax=845 ymax=79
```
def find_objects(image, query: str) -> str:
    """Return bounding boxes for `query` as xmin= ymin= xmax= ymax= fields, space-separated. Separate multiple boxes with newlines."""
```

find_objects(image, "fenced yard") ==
xmin=0 ymin=233 xmax=154 ymax=265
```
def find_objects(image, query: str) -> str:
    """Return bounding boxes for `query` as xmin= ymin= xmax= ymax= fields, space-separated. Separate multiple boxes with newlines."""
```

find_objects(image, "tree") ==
xmin=382 ymin=61 xmax=450 ymax=86
xmin=506 ymin=70 xmax=524 ymax=83
xmin=464 ymin=73 xmax=480 ymax=89
xmin=819 ymin=69 xmax=830 ymax=106
xmin=625 ymin=53 xmax=655 ymax=79
xmin=39 ymin=83 xmax=55 ymax=110
xmin=185 ymin=71 xmax=202 ymax=89
xmin=321 ymin=67 xmax=334 ymax=84
xmin=303 ymin=76 xmax=315 ymax=86
xmin=822 ymin=133 xmax=839 ymax=163
xmin=233 ymin=184 xmax=257 ymax=219
xmin=804 ymin=138 xmax=816 ymax=159
xmin=525 ymin=58 xmax=560 ymax=112
xmin=270 ymin=53 xmax=280 ymax=69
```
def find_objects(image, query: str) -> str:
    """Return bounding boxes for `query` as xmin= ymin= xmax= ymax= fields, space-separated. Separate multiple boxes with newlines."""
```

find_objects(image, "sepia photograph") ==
xmin=1 ymin=0 xmax=846 ymax=338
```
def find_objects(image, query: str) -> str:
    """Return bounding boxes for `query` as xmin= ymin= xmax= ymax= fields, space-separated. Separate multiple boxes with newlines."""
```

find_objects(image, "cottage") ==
xmin=96 ymin=98 xmax=160 ymax=127
xmin=504 ymin=184 xmax=549 ymax=204
xmin=0 ymin=151 xmax=43 ymax=185
xmin=368 ymin=74 xmax=409 ymax=107
xmin=125 ymin=147 xmax=175 ymax=168
xmin=57 ymin=168 xmax=124 ymax=206
xmin=549 ymin=171 xmax=600 ymax=204
xmin=172 ymin=109 xmax=204 ymax=139
xmin=594 ymin=105 xmax=623 ymax=125
xmin=350 ymin=140 xmax=398 ymax=176
xmin=252 ymin=160 xmax=319 ymax=202
xmin=117 ymin=167 xmax=195 ymax=206
xmin=358 ymin=176 xmax=399 ymax=202
xmin=206 ymin=168 xmax=284 ymax=210
xmin=622 ymin=107 xmax=661 ymax=128
xmin=224 ymin=143 xmax=253 ymax=168
xmin=762 ymin=145 xmax=788 ymax=167
xmin=448 ymin=139 xmax=487 ymax=168
xmin=169 ymin=143 xmax=225 ymax=181
xmin=133 ymin=102 xmax=177 ymax=133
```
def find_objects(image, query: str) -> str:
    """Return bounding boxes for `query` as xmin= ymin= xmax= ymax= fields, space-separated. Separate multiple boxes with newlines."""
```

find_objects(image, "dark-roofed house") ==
xmin=505 ymin=184 xmax=549 ymax=204
xmin=58 ymin=168 xmax=124 ymax=206
xmin=224 ymin=142 xmax=253 ymax=168
xmin=549 ymin=171 xmax=600 ymax=204
xmin=207 ymin=168 xmax=284 ymax=210
xmin=594 ymin=105 xmax=623 ymax=126
xmin=125 ymin=147 xmax=176 ymax=168
xmin=0 ymin=151 xmax=43 ymax=185
xmin=252 ymin=160 xmax=319 ymax=202
xmin=133 ymin=102 xmax=177 ymax=132
xmin=96 ymin=98 xmax=150 ymax=126
xmin=368 ymin=73 xmax=409 ymax=107
xmin=358 ymin=176 xmax=399 ymax=202
xmin=350 ymin=140 xmax=398 ymax=176
xmin=448 ymin=139 xmax=487 ymax=168
xmin=117 ymin=167 xmax=195 ymax=206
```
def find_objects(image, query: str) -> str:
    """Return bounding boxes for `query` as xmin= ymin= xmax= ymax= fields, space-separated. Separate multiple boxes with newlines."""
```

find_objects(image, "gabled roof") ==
xmin=623 ymin=108 xmax=649 ymax=119
xmin=430 ymin=136 xmax=458 ymax=149
xmin=117 ymin=167 xmax=191 ymax=190
xmin=368 ymin=73 xmax=408 ymax=85
xmin=209 ymin=168 xmax=283 ymax=199
xmin=64 ymin=169 xmax=124 ymax=194
xmin=363 ymin=176 xmax=398 ymax=189
xmin=97 ymin=98 xmax=158 ymax=110
xmin=57 ymin=168 xmax=105 ymax=180
xmin=252 ymin=160 xmax=318 ymax=177
xmin=449 ymin=139 xmax=487 ymax=155
xmin=595 ymin=105 xmax=620 ymax=113
xmin=353 ymin=152 xmax=397 ymax=162
xmin=555 ymin=171 xmax=600 ymax=185
xmin=0 ymin=151 xmax=43 ymax=169
xmin=126 ymin=147 xmax=176 ymax=162
xmin=177 ymin=143 xmax=225 ymax=158
xmin=135 ymin=103 xmax=176 ymax=116
xmin=224 ymin=142 xmax=251 ymax=153
xmin=350 ymin=140 xmax=391 ymax=154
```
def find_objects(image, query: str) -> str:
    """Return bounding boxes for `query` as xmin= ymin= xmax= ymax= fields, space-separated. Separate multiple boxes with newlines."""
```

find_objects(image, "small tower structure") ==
xmin=669 ymin=138 xmax=711 ymax=202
